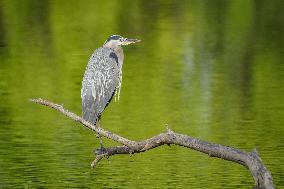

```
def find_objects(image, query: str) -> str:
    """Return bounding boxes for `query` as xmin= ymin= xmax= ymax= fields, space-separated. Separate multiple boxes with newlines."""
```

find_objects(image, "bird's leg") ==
xmin=96 ymin=120 xmax=104 ymax=149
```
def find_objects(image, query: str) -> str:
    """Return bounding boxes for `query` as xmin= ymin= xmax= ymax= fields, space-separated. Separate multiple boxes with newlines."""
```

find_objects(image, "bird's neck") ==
xmin=104 ymin=44 xmax=124 ymax=68
xmin=116 ymin=47 xmax=124 ymax=67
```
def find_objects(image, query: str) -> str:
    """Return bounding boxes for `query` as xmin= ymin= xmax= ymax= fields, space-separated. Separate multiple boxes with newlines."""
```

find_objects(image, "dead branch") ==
xmin=30 ymin=98 xmax=275 ymax=189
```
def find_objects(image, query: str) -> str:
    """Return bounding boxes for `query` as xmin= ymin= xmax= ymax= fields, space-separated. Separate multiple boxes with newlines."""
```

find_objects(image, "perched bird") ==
xmin=81 ymin=35 xmax=140 ymax=145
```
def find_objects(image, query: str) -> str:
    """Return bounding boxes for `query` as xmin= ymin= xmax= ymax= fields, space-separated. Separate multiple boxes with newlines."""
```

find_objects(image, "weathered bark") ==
xmin=30 ymin=98 xmax=275 ymax=189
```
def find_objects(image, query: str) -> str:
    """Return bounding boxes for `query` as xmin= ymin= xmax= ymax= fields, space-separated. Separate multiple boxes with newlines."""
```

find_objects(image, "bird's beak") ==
xmin=121 ymin=38 xmax=141 ymax=45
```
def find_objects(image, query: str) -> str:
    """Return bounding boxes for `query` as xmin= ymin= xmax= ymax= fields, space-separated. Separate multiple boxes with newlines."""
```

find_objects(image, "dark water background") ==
xmin=0 ymin=0 xmax=284 ymax=188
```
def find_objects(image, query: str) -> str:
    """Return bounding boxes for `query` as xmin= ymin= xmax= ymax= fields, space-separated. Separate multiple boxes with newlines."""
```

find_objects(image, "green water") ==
xmin=0 ymin=0 xmax=284 ymax=188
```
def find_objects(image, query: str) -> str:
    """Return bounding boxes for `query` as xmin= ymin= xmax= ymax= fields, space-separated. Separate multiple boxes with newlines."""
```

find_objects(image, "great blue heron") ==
xmin=81 ymin=35 xmax=140 ymax=146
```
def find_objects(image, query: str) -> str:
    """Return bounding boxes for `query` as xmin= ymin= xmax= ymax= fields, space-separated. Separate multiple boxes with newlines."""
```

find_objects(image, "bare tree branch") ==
xmin=30 ymin=98 xmax=275 ymax=189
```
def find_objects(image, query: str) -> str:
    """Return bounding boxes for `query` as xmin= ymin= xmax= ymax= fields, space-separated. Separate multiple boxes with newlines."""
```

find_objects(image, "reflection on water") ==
xmin=0 ymin=0 xmax=284 ymax=188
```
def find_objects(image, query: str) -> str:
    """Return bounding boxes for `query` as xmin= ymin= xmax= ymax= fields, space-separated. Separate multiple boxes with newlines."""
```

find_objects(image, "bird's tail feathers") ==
xmin=82 ymin=109 xmax=98 ymax=125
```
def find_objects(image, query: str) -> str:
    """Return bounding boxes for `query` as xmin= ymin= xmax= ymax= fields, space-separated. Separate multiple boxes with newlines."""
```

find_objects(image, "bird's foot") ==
xmin=94 ymin=146 xmax=106 ymax=155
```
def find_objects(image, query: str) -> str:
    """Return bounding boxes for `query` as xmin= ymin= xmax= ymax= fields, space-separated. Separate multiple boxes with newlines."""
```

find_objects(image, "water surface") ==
xmin=0 ymin=0 xmax=284 ymax=188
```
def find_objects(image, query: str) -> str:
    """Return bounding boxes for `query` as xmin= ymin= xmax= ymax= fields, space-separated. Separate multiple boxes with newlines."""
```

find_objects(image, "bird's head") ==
xmin=103 ymin=35 xmax=141 ymax=48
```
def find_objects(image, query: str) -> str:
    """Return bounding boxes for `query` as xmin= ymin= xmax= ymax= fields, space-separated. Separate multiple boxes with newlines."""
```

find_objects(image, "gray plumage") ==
xmin=81 ymin=35 xmax=140 ymax=125
xmin=81 ymin=47 xmax=121 ymax=124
